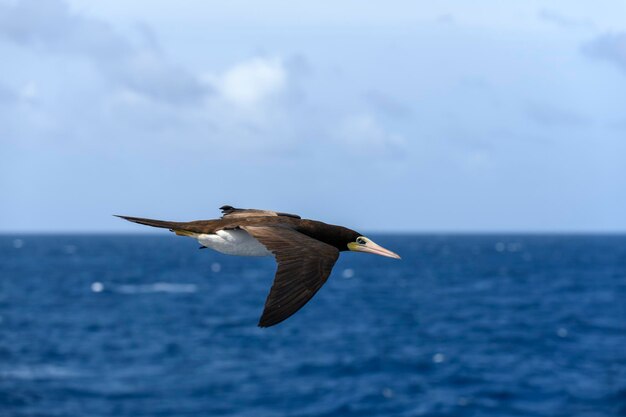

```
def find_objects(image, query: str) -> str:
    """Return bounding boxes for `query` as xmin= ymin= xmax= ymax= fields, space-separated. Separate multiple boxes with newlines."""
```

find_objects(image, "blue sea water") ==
xmin=0 ymin=234 xmax=625 ymax=417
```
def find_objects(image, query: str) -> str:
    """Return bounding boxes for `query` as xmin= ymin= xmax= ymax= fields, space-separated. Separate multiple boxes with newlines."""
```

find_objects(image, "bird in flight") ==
xmin=116 ymin=205 xmax=400 ymax=327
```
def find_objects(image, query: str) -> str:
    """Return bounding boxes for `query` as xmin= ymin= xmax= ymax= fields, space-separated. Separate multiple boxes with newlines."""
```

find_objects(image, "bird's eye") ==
xmin=356 ymin=237 xmax=366 ymax=245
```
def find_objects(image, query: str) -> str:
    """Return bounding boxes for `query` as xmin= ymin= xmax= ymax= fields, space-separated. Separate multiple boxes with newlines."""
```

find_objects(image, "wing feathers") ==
xmin=220 ymin=205 xmax=301 ymax=219
xmin=114 ymin=215 xmax=182 ymax=231
xmin=242 ymin=225 xmax=339 ymax=327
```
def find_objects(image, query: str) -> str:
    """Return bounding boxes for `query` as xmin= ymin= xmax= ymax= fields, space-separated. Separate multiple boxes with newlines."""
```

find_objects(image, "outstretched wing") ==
xmin=242 ymin=225 xmax=339 ymax=327
xmin=220 ymin=205 xmax=301 ymax=219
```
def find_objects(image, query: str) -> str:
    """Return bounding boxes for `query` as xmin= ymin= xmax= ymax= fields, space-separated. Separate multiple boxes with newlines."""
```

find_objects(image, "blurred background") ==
xmin=1 ymin=0 xmax=625 ymax=232
xmin=1 ymin=1 xmax=625 ymax=416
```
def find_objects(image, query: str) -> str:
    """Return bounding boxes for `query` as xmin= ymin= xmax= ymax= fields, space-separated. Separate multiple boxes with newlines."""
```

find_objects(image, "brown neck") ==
xmin=295 ymin=220 xmax=360 ymax=251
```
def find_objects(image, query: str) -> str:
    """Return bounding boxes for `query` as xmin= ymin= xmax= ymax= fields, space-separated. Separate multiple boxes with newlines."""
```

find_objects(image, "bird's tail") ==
xmin=114 ymin=215 xmax=198 ymax=237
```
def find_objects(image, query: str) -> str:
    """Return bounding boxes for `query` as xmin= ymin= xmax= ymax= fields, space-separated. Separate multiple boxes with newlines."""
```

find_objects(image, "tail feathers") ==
xmin=115 ymin=215 xmax=197 ymax=236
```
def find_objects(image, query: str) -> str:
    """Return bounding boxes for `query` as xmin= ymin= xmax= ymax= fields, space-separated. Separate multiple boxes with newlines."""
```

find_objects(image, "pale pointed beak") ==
xmin=348 ymin=240 xmax=401 ymax=259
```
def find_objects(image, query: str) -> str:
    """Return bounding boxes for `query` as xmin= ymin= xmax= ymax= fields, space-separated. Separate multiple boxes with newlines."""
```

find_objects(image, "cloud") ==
xmin=582 ymin=32 xmax=626 ymax=73
xmin=364 ymin=90 xmax=412 ymax=119
xmin=0 ymin=0 xmax=406 ymax=162
xmin=211 ymin=57 xmax=287 ymax=108
xmin=198 ymin=58 xmax=408 ymax=159
xmin=436 ymin=13 xmax=455 ymax=25
xmin=0 ymin=0 xmax=208 ymax=105
xmin=538 ymin=9 xmax=593 ymax=30
xmin=19 ymin=81 xmax=38 ymax=101
xmin=334 ymin=114 xmax=406 ymax=157
xmin=0 ymin=82 xmax=16 ymax=103
xmin=525 ymin=102 xmax=588 ymax=128
xmin=185 ymin=56 xmax=302 ymax=154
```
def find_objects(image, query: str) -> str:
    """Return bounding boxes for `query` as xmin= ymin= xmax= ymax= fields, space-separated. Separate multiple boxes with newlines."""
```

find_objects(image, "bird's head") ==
xmin=347 ymin=236 xmax=401 ymax=259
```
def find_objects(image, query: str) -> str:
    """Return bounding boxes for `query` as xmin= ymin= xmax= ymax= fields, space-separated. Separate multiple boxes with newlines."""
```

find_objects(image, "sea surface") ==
xmin=0 ymin=234 xmax=625 ymax=417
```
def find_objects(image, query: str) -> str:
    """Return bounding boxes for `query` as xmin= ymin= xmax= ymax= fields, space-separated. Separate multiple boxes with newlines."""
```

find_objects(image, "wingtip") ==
xmin=257 ymin=317 xmax=278 ymax=328
xmin=258 ymin=312 xmax=292 ymax=328
xmin=257 ymin=318 xmax=271 ymax=328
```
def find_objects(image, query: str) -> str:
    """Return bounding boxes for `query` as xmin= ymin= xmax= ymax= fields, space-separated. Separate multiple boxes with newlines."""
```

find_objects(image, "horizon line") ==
xmin=1 ymin=230 xmax=626 ymax=236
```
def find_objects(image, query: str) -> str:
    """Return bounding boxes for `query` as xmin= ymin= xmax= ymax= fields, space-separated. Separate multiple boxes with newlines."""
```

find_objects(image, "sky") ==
xmin=1 ymin=0 xmax=625 ymax=233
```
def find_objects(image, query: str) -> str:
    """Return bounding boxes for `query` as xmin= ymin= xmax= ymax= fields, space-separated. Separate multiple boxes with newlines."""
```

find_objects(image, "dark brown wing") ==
xmin=242 ymin=225 xmax=339 ymax=327
xmin=116 ymin=213 xmax=303 ymax=235
xmin=220 ymin=205 xmax=301 ymax=219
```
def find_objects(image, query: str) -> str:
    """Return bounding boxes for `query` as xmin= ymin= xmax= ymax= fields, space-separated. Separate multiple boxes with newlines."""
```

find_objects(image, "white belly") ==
xmin=197 ymin=229 xmax=272 ymax=257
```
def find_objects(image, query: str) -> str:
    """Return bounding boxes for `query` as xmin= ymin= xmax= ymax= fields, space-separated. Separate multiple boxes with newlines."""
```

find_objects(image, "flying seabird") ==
xmin=116 ymin=205 xmax=400 ymax=327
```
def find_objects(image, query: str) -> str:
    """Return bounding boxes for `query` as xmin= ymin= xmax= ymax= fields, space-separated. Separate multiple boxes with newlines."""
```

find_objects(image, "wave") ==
xmin=0 ymin=365 xmax=85 ymax=380
xmin=114 ymin=283 xmax=198 ymax=294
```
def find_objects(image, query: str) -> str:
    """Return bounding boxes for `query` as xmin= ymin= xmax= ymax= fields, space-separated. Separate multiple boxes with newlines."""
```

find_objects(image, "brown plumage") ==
xmin=116 ymin=205 xmax=400 ymax=327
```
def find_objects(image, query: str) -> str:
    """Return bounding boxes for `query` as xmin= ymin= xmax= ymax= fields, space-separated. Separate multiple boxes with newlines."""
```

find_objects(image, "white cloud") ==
xmin=0 ymin=0 xmax=409 ymax=161
xmin=334 ymin=114 xmax=406 ymax=157
xmin=210 ymin=57 xmax=287 ymax=108
xmin=20 ymin=81 xmax=38 ymax=101
xmin=0 ymin=0 xmax=208 ymax=105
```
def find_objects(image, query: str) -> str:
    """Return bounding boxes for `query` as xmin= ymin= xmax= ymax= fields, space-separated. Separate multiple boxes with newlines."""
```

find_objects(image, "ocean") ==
xmin=0 ymin=234 xmax=624 ymax=417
